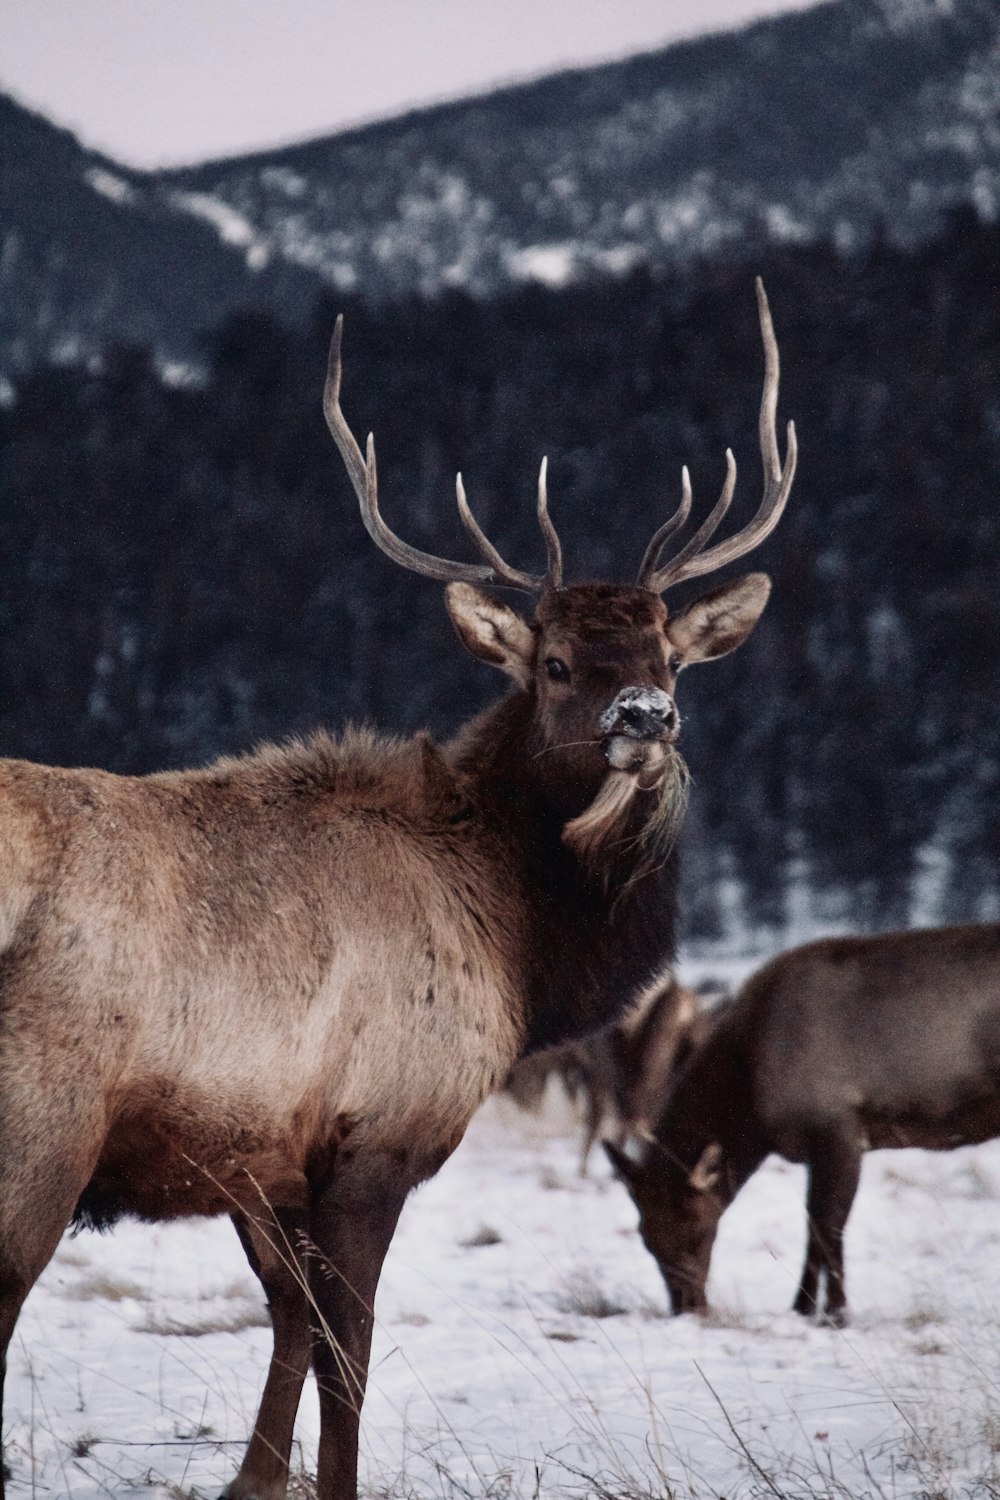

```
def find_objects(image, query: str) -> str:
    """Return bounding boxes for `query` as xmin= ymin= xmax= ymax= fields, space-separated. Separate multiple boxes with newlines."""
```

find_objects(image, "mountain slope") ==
xmin=1 ymin=0 xmax=998 ymax=374
xmin=158 ymin=0 xmax=1000 ymax=296
xmin=0 ymin=94 xmax=317 ymax=378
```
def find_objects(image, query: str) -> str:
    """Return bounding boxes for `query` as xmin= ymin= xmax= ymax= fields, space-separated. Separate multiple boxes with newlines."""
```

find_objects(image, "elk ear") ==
xmin=688 ymin=1142 xmax=723 ymax=1193
xmin=666 ymin=573 xmax=771 ymax=664
xmin=445 ymin=583 xmax=535 ymax=686
xmin=602 ymin=1140 xmax=639 ymax=1185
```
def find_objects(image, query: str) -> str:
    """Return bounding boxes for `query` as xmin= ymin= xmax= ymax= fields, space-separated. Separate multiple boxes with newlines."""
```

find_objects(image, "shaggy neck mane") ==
xmin=654 ymin=1011 xmax=765 ymax=1196
xmin=201 ymin=708 xmax=684 ymax=1056
xmin=447 ymin=692 xmax=684 ymax=1051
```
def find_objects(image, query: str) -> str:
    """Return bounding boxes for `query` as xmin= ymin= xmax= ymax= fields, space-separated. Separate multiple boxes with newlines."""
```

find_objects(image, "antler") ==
xmin=324 ymin=316 xmax=562 ymax=592
xmin=637 ymin=279 xmax=798 ymax=594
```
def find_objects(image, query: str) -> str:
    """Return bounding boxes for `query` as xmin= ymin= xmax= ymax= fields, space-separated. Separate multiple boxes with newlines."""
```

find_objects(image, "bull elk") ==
xmin=606 ymin=924 xmax=1000 ymax=1326
xmin=0 ymin=281 xmax=795 ymax=1500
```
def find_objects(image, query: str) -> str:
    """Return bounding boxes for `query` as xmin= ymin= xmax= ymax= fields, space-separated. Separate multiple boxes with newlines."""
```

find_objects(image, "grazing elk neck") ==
xmin=446 ymin=688 xmax=680 ymax=1053
xmin=654 ymin=1011 xmax=766 ymax=1199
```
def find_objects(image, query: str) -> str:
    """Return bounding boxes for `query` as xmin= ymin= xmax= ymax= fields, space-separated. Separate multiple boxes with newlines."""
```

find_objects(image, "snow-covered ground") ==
xmin=7 ymin=957 xmax=1000 ymax=1499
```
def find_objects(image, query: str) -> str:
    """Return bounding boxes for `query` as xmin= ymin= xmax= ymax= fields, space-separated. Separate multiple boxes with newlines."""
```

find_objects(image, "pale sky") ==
xmin=1 ymin=0 xmax=823 ymax=170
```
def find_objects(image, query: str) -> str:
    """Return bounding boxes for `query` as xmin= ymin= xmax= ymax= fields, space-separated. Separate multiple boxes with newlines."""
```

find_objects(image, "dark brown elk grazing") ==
xmin=0 ymin=280 xmax=795 ymax=1500
xmin=606 ymin=924 xmax=1000 ymax=1327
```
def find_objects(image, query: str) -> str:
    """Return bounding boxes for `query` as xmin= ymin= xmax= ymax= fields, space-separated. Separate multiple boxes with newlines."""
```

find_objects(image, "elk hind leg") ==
xmin=225 ymin=1206 xmax=311 ymax=1500
xmin=793 ymin=1122 xmax=862 ymax=1327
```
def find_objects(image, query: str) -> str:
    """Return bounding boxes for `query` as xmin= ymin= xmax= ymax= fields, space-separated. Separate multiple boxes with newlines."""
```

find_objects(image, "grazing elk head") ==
xmin=325 ymin=278 xmax=797 ymax=858
xmin=604 ymin=1137 xmax=727 ymax=1314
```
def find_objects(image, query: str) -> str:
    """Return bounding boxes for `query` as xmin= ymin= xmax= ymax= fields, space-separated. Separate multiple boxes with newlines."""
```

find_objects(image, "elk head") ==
xmin=324 ymin=279 xmax=796 ymax=862
xmin=604 ymin=1138 xmax=726 ymax=1315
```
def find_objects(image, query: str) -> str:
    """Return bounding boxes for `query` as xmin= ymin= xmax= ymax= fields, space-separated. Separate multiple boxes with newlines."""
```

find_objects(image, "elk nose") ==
xmin=600 ymin=686 xmax=678 ymax=741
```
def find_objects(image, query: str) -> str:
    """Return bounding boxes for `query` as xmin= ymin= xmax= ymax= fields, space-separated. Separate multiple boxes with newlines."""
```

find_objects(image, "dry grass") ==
xmin=134 ymin=1303 xmax=270 ymax=1336
xmin=460 ymin=1224 xmax=504 ymax=1248
xmin=52 ymin=1242 xmax=92 ymax=1269
xmin=553 ymin=1267 xmax=629 ymax=1319
xmin=538 ymin=1164 xmax=569 ymax=1192
xmin=961 ymin=1160 xmax=998 ymax=1200
xmin=904 ymin=1302 xmax=945 ymax=1332
xmin=64 ymin=1271 xmax=148 ymax=1303
xmin=700 ymin=1304 xmax=761 ymax=1333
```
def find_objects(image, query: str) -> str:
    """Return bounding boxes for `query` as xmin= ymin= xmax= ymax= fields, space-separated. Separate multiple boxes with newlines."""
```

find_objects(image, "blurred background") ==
xmin=1 ymin=0 xmax=998 ymax=948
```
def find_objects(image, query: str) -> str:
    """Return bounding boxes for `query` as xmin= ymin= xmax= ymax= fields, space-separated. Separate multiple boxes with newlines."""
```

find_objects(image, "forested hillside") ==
xmin=2 ymin=211 xmax=997 ymax=940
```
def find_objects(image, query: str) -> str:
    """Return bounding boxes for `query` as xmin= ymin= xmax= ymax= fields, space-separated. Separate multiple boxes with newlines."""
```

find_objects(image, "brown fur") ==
xmin=607 ymin=924 xmax=1000 ymax=1325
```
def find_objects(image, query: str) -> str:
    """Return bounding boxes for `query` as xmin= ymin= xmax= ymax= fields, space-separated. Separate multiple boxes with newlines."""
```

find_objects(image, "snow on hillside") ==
xmin=7 ymin=954 xmax=1000 ymax=1499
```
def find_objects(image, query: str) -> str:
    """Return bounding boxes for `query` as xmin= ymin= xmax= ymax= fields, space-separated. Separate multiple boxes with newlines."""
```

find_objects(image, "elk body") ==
xmin=0 ymin=282 xmax=795 ymax=1500
xmin=607 ymin=924 xmax=1000 ymax=1326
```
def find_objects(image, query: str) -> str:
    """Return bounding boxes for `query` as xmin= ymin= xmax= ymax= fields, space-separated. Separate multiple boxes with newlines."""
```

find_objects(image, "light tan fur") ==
xmin=0 ymin=733 xmax=524 ymax=1242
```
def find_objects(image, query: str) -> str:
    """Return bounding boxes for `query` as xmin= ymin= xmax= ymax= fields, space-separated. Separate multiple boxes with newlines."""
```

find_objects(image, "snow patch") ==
xmin=877 ymin=0 xmax=955 ymax=32
xmin=171 ymin=190 xmax=257 ymax=247
xmin=506 ymin=242 xmax=578 ymax=287
xmin=594 ymin=243 xmax=645 ymax=275
xmin=765 ymin=202 xmax=812 ymax=243
xmin=170 ymin=190 xmax=274 ymax=273
xmin=260 ymin=166 xmax=307 ymax=198
xmin=85 ymin=166 xmax=136 ymax=206
xmin=10 ymin=1080 xmax=1000 ymax=1497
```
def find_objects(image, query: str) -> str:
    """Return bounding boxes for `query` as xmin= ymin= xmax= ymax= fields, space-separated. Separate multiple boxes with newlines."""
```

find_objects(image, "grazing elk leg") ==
xmin=226 ymin=1206 xmax=311 ymax=1500
xmin=306 ymin=1154 xmax=414 ymax=1500
xmin=794 ymin=1123 xmax=863 ymax=1327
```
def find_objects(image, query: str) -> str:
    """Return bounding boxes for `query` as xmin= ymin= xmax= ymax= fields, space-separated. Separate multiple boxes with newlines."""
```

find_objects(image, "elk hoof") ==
xmin=818 ymin=1307 xmax=849 ymax=1329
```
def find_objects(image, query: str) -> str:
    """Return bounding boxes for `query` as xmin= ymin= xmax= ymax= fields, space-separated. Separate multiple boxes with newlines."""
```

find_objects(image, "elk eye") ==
xmin=669 ymin=655 xmax=683 ymax=674
xmin=545 ymin=656 xmax=570 ymax=683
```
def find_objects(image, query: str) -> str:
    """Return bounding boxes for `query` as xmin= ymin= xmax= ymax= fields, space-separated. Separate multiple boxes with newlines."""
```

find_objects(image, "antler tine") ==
xmin=324 ymin=316 xmax=539 ymax=588
xmin=644 ymin=451 xmax=738 ymax=590
xmin=456 ymin=474 xmax=545 ymax=592
xmin=324 ymin=316 xmax=368 ymax=499
xmin=635 ymin=466 xmax=693 ymax=588
xmin=536 ymin=458 xmax=564 ymax=589
xmin=642 ymin=278 xmax=798 ymax=594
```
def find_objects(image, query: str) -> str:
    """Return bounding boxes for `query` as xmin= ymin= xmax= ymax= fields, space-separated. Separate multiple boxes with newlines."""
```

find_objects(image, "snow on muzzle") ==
xmin=599 ymin=686 xmax=679 ymax=773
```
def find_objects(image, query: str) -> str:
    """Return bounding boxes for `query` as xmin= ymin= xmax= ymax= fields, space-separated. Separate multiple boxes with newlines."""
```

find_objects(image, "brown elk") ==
xmin=0 ymin=280 xmax=795 ymax=1500
xmin=606 ymin=924 xmax=1000 ymax=1327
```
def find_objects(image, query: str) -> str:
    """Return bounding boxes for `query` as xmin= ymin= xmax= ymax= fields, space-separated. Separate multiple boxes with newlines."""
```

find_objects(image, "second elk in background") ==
xmin=606 ymin=924 xmax=1000 ymax=1325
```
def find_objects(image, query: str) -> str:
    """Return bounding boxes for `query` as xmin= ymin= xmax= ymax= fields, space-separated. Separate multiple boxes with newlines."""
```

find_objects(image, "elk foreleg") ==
xmin=226 ymin=1206 xmax=311 ymax=1500
xmin=794 ymin=1122 xmax=862 ymax=1327
xmin=0 ymin=1084 xmax=106 ymax=1500
xmin=306 ymin=1154 xmax=413 ymax=1500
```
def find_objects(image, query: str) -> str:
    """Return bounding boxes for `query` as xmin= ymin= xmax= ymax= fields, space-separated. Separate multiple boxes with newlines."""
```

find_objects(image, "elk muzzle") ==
xmin=600 ymin=687 xmax=679 ymax=773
